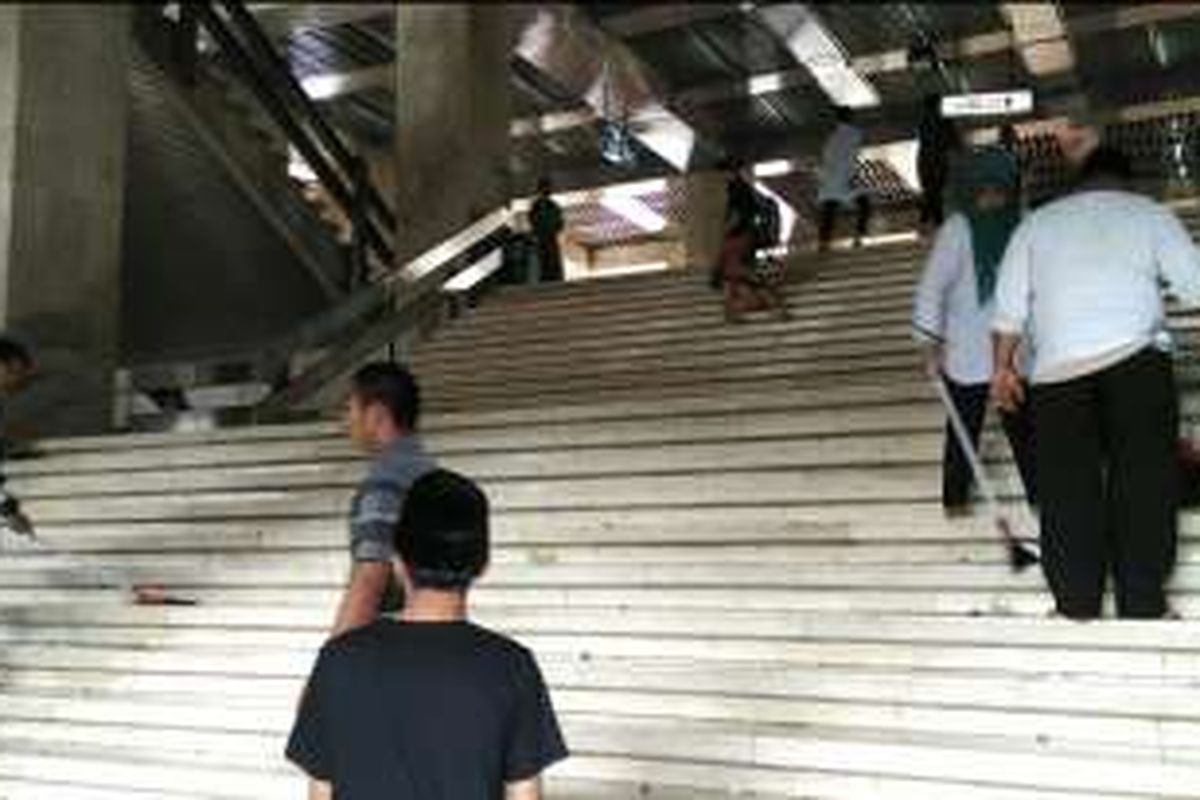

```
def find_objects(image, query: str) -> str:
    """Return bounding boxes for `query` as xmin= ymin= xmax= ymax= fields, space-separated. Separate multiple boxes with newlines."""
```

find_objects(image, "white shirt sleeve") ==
xmin=912 ymin=217 xmax=964 ymax=343
xmin=992 ymin=217 xmax=1034 ymax=336
xmin=1152 ymin=206 xmax=1200 ymax=306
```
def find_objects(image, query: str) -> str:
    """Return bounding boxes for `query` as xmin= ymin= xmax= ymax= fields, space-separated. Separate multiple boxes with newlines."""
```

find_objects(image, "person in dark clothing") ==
xmin=0 ymin=338 xmax=35 ymax=538
xmin=717 ymin=163 xmax=789 ymax=323
xmin=916 ymin=93 xmax=962 ymax=234
xmin=287 ymin=469 xmax=569 ymax=800
xmin=529 ymin=177 xmax=565 ymax=283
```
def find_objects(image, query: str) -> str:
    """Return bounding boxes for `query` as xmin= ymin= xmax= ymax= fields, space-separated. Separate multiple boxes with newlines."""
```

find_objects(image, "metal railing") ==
xmin=174 ymin=1 xmax=394 ymax=277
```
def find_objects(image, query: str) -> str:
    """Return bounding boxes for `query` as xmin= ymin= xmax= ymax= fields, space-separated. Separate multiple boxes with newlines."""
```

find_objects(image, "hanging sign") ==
xmin=942 ymin=89 xmax=1034 ymax=118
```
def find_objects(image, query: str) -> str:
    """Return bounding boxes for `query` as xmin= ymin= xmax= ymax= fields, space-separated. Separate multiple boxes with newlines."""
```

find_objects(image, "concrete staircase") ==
xmin=3 ymin=207 xmax=1200 ymax=797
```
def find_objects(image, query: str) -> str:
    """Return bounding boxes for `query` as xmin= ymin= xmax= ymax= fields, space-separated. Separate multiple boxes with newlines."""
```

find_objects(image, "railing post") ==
xmin=174 ymin=2 xmax=200 ymax=87
xmin=349 ymin=155 xmax=370 ymax=290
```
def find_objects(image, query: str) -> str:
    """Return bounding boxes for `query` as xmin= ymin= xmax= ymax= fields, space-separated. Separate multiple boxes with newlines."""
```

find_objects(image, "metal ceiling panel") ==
xmin=689 ymin=14 xmax=798 ymax=76
xmin=622 ymin=26 xmax=743 ymax=91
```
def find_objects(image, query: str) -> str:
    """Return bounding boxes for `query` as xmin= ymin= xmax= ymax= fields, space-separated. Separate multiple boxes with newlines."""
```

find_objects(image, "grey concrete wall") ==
xmin=394 ymin=5 xmax=513 ymax=265
xmin=0 ymin=5 xmax=131 ymax=434
xmin=119 ymin=43 xmax=330 ymax=366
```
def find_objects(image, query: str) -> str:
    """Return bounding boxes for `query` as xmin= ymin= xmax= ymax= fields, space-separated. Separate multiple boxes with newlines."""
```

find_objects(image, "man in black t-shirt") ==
xmin=287 ymin=469 xmax=568 ymax=800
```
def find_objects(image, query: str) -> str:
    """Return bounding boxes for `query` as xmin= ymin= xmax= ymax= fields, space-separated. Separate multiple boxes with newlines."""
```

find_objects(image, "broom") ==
xmin=931 ymin=376 xmax=1040 ymax=572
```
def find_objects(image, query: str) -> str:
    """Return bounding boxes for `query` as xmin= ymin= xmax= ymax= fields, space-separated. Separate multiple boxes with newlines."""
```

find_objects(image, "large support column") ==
xmin=0 ymin=6 xmax=129 ymax=435
xmin=679 ymin=170 xmax=727 ymax=272
xmin=394 ymin=5 xmax=512 ymax=266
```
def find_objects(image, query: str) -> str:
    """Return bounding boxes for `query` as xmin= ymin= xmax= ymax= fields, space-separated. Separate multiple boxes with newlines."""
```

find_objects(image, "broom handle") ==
xmin=931 ymin=375 xmax=1012 ymax=536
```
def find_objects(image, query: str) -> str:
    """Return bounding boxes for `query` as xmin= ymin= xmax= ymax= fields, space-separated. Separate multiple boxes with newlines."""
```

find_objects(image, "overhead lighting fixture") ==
xmin=748 ymin=72 xmax=786 ymax=96
xmin=299 ymin=74 xmax=345 ymax=102
xmin=756 ymin=4 xmax=880 ymax=109
xmin=942 ymin=89 xmax=1034 ymax=118
xmin=599 ymin=189 xmax=668 ymax=233
xmin=1001 ymin=4 xmax=1076 ymax=76
xmin=629 ymin=106 xmax=697 ymax=171
xmin=287 ymin=147 xmax=317 ymax=183
xmin=754 ymin=159 xmax=795 ymax=178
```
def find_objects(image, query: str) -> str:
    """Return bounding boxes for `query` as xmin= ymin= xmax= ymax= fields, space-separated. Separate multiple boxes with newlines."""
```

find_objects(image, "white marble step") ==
xmin=0 ymin=714 xmax=1191 ymax=797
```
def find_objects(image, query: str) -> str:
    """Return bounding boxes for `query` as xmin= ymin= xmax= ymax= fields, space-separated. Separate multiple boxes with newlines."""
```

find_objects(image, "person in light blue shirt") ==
xmin=992 ymin=147 xmax=1200 ymax=620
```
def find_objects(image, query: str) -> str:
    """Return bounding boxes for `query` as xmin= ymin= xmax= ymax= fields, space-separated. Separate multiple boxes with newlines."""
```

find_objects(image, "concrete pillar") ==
xmin=679 ymin=170 xmax=727 ymax=271
xmin=0 ymin=5 xmax=129 ymax=435
xmin=394 ymin=5 xmax=512 ymax=266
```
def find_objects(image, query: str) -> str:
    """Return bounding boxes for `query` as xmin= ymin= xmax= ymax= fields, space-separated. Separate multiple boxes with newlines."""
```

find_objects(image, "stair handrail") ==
xmin=252 ymin=206 xmax=516 ymax=420
xmin=217 ymin=0 xmax=396 ymax=234
xmin=185 ymin=2 xmax=395 ymax=271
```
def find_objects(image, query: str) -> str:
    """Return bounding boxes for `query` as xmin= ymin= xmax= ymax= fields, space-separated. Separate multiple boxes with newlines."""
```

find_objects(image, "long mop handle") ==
xmin=931 ymin=377 xmax=1007 ymax=519
xmin=930 ymin=376 xmax=1039 ymax=570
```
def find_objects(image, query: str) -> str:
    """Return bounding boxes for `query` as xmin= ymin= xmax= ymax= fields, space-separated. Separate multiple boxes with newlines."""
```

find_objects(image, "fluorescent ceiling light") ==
xmin=628 ymin=105 xmax=697 ymax=171
xmin=599 ymin=194 xmax=668 ymax=233
xmin=299 ymin=74 xmax=345 ymax=102
xmin=748 ymin=72 xmax=786 ymax=96
xmin=287 ymin=147 xmax=317 ymax=183
xmin=942 ymin=90 xmax=1034 ymax=118
xmin=1001 ymin=4 xmax=1076 ymax=76
xmin=754 ymin=159 xmax=795 ymax=178
xmin=759 ymin=5 xmax=880 ymax=108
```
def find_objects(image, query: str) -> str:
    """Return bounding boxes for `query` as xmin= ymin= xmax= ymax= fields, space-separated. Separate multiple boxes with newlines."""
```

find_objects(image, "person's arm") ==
xmin=309 ymin=780 xmax=333 ymax=800
xmin=1153 ymin=206 xmax=1200 ymax=306
xmin=333 ymin=481 xmax=404 ymax=636
xmin=506 ymin=777 xmax=541 ymax=800
xmin=331 ymin=561 xmax=392 ymax=637
xmin=991 ymin=332 xmax=1025 ymax=412
xmin=912 ymin=217 xmax=963 ymax=377
xmin=990 ymin=221 xmax=1034 ymax=411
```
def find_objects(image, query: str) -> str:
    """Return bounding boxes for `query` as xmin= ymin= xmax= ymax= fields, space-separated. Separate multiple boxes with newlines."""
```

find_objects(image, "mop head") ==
xmin=997 ymin=516 xmax=1039 ymax=572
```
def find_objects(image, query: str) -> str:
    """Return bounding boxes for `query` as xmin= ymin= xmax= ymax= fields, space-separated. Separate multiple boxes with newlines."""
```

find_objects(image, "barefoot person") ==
xmin=913 ymin=148 xmax=1037 ymax=518
xmin=991 ymin=147 xmax=1200 ymax=620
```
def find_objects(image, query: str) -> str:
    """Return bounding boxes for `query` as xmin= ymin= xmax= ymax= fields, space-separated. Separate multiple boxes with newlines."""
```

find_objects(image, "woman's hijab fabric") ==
xmin=957 ymin=147 xmax=1021 ymax=304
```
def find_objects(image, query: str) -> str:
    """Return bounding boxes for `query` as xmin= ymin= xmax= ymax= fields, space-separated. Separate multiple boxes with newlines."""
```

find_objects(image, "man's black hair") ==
xmin=0 ymin=337 xmax=33 ymax=370
xmin=537 ymin=175 xmax=553 ymax=194
xmin=1079 ymin=146 xmax=1133 ymax=184
xmin=350 ymin=362 xmax=421 ymax=431
xmin=834 ymin=105 xmax=854 ymax=123
xmin=394 ymin=469 xmax=489 ymax=591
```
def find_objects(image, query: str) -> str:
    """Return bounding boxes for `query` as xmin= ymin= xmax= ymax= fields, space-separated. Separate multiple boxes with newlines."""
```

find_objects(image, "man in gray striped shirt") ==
xmin=332 ymin=362 xmax=435 ymax=636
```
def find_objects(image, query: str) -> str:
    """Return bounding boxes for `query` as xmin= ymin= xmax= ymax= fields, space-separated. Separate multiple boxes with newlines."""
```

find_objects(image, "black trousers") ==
xmin=1031 ymin=348 xmax=1178 ymax=619
xmin=536 ymin=237 xmax=563 ymax=283
xmin=942 ymin=378 xmax=1038 ymax=509
xmin=917 ymin=163 xmax=948 ymax=227
xmin=818 ymin=197 xmax=871 ymax=247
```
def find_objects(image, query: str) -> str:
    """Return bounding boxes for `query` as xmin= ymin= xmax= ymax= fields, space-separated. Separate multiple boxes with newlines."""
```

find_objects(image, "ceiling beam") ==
xmin=247 ymin=3 xmax=395 ymax=39
xmin=593 ymin=3 xmax=742 ymax=38
xmin=289 ymin=1 xmax=1200 ymax=139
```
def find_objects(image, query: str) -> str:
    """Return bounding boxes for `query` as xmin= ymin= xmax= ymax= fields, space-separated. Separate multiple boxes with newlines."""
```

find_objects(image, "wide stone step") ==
xmin=1 ymin=683 xmax=1196 ymax=774
xmin=6 ymin=653 xmax=1198 ymax=726
xmin=0 ymin=721 xmax=1182 ymax=799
